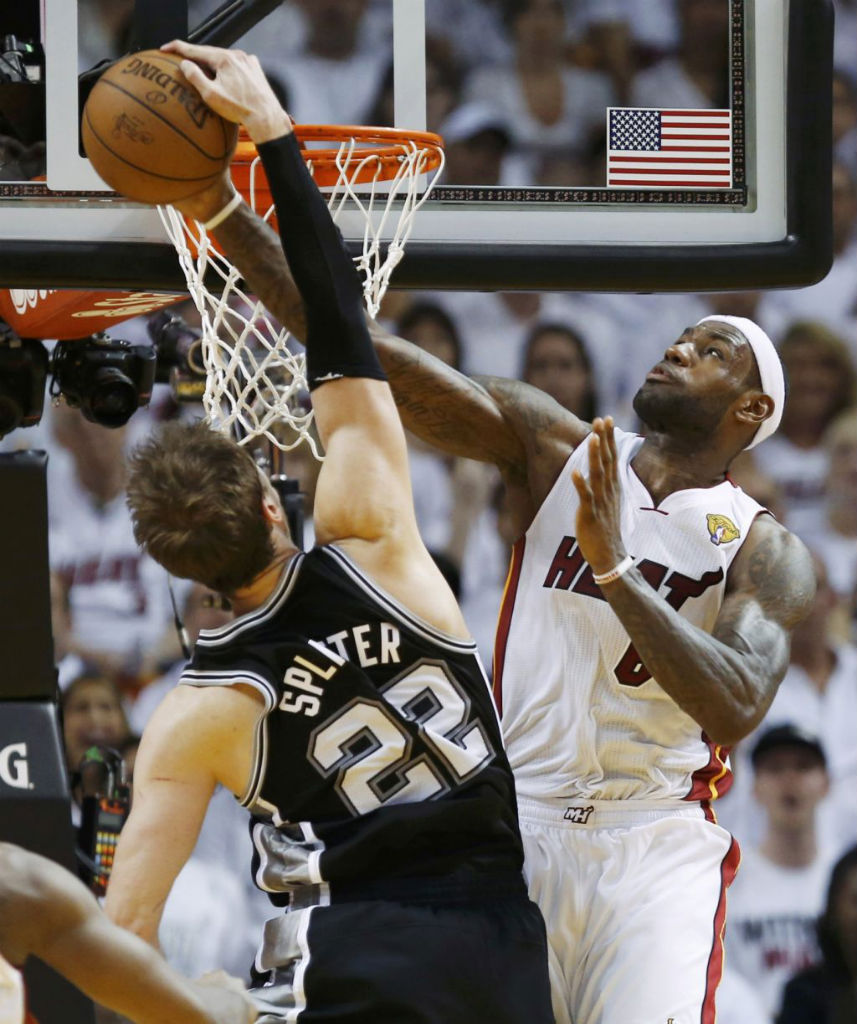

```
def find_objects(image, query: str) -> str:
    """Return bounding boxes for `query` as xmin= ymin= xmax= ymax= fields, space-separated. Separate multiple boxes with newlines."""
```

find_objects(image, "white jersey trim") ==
xmin=286 ymin=906 xmax=314 ymax=1023
xmin=322 ymin=545 xmax=478 ymax=654
xmin=180 ymin=668 xmax=277 ymax=709
xmin=240 ymin=711 xmax=270 ymax=809
xmin=195 ymin=552 xmax=305 ymax=646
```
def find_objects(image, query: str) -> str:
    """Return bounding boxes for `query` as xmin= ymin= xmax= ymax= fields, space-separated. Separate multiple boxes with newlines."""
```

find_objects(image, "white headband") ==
xmin=696 ymin=315 xmax=784 ymax=450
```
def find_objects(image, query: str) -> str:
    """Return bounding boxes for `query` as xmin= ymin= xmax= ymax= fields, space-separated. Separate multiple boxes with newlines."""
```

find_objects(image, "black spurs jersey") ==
xmin=182 ymin=545 xmax=524 ymax=903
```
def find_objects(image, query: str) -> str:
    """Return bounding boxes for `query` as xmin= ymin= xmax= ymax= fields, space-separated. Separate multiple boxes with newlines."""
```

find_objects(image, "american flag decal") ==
xmin=607 ymin=108 xmax=732 ymax=189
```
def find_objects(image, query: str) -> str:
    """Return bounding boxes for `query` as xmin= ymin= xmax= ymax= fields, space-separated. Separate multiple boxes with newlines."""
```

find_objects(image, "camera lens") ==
xmin=84 ymin=367 xmax=138 ymax=428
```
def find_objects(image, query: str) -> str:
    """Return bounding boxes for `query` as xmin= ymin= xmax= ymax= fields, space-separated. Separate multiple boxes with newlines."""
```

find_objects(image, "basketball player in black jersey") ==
xmin=104 ymin=43 xmax=553 ymax=1024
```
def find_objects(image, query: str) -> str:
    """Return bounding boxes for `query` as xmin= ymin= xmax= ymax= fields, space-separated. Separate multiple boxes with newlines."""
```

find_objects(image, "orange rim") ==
xmin=232 ymin=124 xmax=444 ymax=189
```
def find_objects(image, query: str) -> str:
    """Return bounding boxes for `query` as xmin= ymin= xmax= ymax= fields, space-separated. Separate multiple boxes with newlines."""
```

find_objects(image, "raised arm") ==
xmin=168 ymin=47 xmax=589 ymax=525
xmin=0 ymin=844 xmax=256 ymax=1024
xmin=572 ymin=418 xmax=816 ymax=746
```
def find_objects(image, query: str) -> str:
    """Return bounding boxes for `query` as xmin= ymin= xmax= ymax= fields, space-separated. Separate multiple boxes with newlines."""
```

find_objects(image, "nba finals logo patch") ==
xmin=706 ymin=513 xmax=740 ymax=546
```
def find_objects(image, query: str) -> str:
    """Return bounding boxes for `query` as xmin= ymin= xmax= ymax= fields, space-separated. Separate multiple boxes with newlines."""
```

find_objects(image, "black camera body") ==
xmin=0 ymin=334 xmax=48 ymax=437
xmin=147 ymin=309 xmax=207 ymax=401
xmin=52 ymin=334 xmax=157 ymax=428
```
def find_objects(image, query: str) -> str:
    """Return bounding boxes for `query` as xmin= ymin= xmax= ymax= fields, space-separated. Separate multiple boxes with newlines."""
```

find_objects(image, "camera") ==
xmin=74 ymin=745 xmax=131 ymax=897
xmin=0 ymin=34 xmax=43 ymax=84
xmin=51 ymin=334 xmax=157 ymax=428
xmin=0 ymin=330 xmax=48 ymax=437
xmin=147 ymin=309 xmax=207 ymax=401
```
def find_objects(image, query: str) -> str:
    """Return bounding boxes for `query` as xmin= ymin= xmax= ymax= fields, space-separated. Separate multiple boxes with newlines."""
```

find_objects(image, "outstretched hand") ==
xmin=193 ymin=969 xmax=258 ymax=1024
xmin=571 ymin=417 xmax=627 ymax=578
xmin=161 ymin=40 xmax=292 ymax=144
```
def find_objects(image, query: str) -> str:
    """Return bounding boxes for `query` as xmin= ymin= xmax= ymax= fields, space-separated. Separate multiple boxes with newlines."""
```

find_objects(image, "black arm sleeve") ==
xmin=256 ymin=132 xmax=386 ymax=390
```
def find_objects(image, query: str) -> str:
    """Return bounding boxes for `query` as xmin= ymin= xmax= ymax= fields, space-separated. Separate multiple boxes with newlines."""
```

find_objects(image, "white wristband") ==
xmin=592 ymin=555 xmax=634 ymax=587
xmin=202 ymin=191 xmax=244 ymax=231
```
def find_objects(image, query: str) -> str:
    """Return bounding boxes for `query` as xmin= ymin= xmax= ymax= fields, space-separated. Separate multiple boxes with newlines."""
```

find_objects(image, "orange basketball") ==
xmin=81 ymin=49 xmax=238 ymax=205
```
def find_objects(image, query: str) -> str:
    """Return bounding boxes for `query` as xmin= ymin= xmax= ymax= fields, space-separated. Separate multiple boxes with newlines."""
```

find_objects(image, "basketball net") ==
xmin=158 ymin=126 xmax=444 ymax=456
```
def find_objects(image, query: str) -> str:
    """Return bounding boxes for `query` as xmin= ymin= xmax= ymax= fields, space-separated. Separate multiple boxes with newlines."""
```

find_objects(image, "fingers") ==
xmin=588 ymin=417 xmax=618 ymax=486
xmin=571 ymin=468 xmax=592 ymax=504
xmin=162 ymin=39 xmax=232 ymax=66
xmin=587 ymin=431 xmax=603 ymax=489
xmin=176 ymin=57 xmax=211 ymax=97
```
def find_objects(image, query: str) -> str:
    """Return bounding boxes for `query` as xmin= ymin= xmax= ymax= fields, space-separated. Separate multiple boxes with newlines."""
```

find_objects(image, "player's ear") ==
xmin=260 ymin=479 xmax=285 ymax=526
xmin=735 ymin=391 xmax=774 ymax=429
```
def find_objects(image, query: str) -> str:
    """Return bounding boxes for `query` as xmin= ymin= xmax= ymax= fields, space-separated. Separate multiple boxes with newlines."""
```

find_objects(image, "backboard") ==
xmin=0 ymin=0 xmax=833 ymax=293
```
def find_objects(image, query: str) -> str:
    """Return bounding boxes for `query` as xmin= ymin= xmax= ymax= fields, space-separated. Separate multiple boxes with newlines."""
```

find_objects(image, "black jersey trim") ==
xmin=195 ymin=552 xmax=305 ymax=647
xmin=180 ymin=669 xmax=278 ymax=709
xmin=322 ymin=546 xmax=479 ymax=654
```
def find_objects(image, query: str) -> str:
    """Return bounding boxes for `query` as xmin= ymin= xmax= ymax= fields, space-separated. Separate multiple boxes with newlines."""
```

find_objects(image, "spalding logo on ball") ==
xmin=81 ymin=49 xmax=238 ymax=205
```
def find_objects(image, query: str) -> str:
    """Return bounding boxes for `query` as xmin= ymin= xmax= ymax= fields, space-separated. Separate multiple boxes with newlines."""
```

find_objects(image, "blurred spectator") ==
xmin=366 ymin=40 xmax=461 ymax=133
xmin=832 ymin=69 xmax=857 ymax=178
xmin=393 ymin=300 xmax=501 ymax=663
xmin=776 ymin=844 xmax=857 ymax=1024
xmin=464 ymin=0 xmax=614 ymax=166
xmin=395 ymin=300 xmax=462 ymax=369
xmin=725 ymin=725 xmax=837 ymax=1020
xmin=568 ymin=14 xmax=635 ymax=104
xmin=521 ymin=321 xmax=598 ymax=419
xmin=716 ymin=968 xmax=772 ymax=1024
xmin=61 ymin=673 xmax=132 ymax=859
xmin=805 ymin=410 xmax=857 ymax=610
xmin=425 ymin=0 xmax=512 ymax=74
xmin=570 ymin=0 xmax=680 ymax=66
xmin=757 ymin=163 xmax=857 ymax=347
xmin=77 ymin=0 xmax=134 ymax=72
xmin=752 ymin=321 xmax=856 ymax=539
xmin=718 ymin=554 xmax=857 ymax=859
xmin=61 ymin=672 xmax=130 ymax=780
xmin=723 ymin=455 xmax=788 ymax=524
xmin=128 ymin=583 xmax=232 ymax=735
xmin=532 ymin=144 xmax=595 ymax=188
xmin=50 ymin=569 xmax=86 ymax=689
xmin=48 ymin=404 xmax=181 ymax=692
xmin=422 ymin=288 xmax=624 ymax=402
xmin=267 ymin=0 xmax=390 ymax=125
xmin=631 ymin=0 xmax=730 ymax=108
xmin=762 ymin=556 xmax=857 ymax=856
xmin=437 ymin=102 xmax=514 ymax=185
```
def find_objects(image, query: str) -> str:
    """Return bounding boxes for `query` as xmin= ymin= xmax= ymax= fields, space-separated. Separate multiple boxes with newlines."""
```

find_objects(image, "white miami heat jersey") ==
xmin=495 ymin=428 xmax=767 ymax=804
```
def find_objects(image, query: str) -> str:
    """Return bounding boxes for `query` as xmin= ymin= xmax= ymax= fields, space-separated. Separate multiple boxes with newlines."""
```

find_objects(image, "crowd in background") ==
xmin=4 ymin=2 xmax=857 ymax=1022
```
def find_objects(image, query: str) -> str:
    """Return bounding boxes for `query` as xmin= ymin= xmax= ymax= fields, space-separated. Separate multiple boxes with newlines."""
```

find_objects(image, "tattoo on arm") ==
xmin=212 ymin=204 xmax=307 ymax=339
xmin=212 ymin=205 xmax=585 ymax=486
xmin=600 ymin=521 xmax=815 ymax=745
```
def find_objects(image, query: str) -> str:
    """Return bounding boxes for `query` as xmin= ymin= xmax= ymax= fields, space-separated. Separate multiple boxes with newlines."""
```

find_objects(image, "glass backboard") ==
xmin=0 ymin=0 xmax=833 ymax=292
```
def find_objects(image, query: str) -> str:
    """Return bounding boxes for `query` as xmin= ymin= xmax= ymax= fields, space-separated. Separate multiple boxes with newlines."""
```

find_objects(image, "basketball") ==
xmin=81 ymin=49 xmax=238 ymax=205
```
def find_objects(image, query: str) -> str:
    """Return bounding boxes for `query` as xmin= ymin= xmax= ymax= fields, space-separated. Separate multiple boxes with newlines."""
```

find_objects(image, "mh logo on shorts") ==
xmin=564 ymin=805 xmax=594 ymax=824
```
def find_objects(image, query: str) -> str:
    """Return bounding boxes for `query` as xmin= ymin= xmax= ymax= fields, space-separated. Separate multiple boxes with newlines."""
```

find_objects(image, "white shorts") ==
xmin=518 ymin=797 xmax=740 ymax=1024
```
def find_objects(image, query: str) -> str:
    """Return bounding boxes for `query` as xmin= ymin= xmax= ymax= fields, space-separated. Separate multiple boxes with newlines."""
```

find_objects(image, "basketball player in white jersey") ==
xmin=170 ymin=62 xmax=816 ymax=1024
xmin=0 ymin=842 xmax=255 ymax=1024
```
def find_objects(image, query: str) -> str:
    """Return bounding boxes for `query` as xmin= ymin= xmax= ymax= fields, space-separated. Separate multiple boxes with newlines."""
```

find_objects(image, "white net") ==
xmin=158 ymin=133 xmax=444 ymax=455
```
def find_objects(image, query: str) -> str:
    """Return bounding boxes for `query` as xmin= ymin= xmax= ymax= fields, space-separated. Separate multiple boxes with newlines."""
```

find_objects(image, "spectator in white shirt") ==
xmin=725 ymin=725 xmax=836 ymax=1021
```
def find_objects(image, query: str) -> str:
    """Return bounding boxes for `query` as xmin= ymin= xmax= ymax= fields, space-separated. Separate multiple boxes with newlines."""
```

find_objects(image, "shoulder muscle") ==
xmin=726 ymin=514 xmax=816 ymax=628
